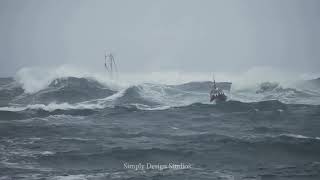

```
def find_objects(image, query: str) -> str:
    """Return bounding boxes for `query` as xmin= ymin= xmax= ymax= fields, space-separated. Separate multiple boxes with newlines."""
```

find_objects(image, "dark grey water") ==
xmin=0 ymin=77 xmax=320 ymax=180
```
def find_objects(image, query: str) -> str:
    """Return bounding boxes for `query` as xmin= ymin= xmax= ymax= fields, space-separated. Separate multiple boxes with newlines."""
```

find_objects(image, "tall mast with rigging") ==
xmin=104 ymin=51 xmax=118 ymax=79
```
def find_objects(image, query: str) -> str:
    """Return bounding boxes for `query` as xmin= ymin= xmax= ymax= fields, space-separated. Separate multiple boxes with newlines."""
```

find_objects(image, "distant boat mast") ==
xmin=211 ymin=73 xmax=216 ymax=90
xmin=104 ymin=51 xmax=118 ymax=79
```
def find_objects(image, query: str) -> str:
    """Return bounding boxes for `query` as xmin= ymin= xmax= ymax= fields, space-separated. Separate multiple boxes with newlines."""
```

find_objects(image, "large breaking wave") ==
xmin=0 ymin=75 xmax=319 ymax=121
xmin=0 ymin=74 xmax=320 ymax=114
xmin=0 ymin=65 xmax=319 ymax=117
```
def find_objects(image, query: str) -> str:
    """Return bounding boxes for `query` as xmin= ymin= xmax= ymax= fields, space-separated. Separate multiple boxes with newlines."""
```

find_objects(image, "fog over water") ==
xmin=0 ymin=0 xmax=320 ymax=79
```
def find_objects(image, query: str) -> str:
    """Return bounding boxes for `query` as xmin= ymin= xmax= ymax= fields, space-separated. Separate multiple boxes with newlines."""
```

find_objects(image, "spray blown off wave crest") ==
xmin=0 ymin=66 xmax=319 ymax=112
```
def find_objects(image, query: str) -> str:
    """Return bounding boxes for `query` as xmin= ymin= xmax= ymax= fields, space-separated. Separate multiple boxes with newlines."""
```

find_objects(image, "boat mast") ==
xmin=212 ymin=73 xmax=217 ymax=90
xmin=104 ymin=51 xmax=118 ymax=79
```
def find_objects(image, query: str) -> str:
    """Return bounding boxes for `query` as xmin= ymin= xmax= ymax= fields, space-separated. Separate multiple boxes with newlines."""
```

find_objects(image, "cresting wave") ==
xmin=0 ymin=75 xmax=230 ymax=111
xmin=0 ymin=74 xmax=320 ymax=114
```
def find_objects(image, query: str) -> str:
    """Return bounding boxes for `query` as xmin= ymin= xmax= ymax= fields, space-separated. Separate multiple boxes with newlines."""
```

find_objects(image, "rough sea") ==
xmin=1 ymin=75 xmax=320 ymax=180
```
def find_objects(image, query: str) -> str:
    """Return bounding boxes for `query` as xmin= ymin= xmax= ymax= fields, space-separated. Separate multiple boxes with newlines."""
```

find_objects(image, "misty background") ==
xmin=0 ymin=0 xmax=319 ymax=77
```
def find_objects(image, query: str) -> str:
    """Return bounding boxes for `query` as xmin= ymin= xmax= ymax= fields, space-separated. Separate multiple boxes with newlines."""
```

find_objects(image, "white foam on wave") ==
xmin=50 ymin=175 xmax=88 ymax=180
xmin=279 ymin=133 xmax=320 ymax=140
xmin=131 ymin=103 xmax=171 ymax=111
xmin=15 ymin=65 xmax=308 ymax=93
xmin=61 ymin=137 xmax=96 ymax=141
xmin=0 ymin=101 xmax=106 ymax=112
xmin=41 ymin=151 xmax=55 ymax=155
xmin=0 ymin=86 xmax=132 ymax=112
xmin=15 ymin=65 xmax=125 ymax=93
xmin=137 ymin=83 xmax=209 ymax=107
xmin=8 ymin=65 xmax=320 ymax=111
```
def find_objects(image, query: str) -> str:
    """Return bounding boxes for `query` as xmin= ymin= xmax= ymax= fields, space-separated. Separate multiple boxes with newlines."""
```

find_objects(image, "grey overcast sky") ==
xmin=0 ymin=0 xmax=320 ymax=77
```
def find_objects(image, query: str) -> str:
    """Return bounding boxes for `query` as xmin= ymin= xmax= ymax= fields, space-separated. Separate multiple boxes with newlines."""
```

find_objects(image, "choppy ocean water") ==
xmin=0 ymin=76 xmax=320 ymax=180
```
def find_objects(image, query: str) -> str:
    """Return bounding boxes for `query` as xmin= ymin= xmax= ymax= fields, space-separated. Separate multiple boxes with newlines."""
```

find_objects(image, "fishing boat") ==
xmin=209 ymin=78 xmax=227 ymax=103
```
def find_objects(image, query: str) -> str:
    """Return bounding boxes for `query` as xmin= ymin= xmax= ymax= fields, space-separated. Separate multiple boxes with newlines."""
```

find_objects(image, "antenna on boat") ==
xmin=211 ymin=73 xmax=216 ymax=90
xmin=104 ymin=51 xmax=118 ymax=79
